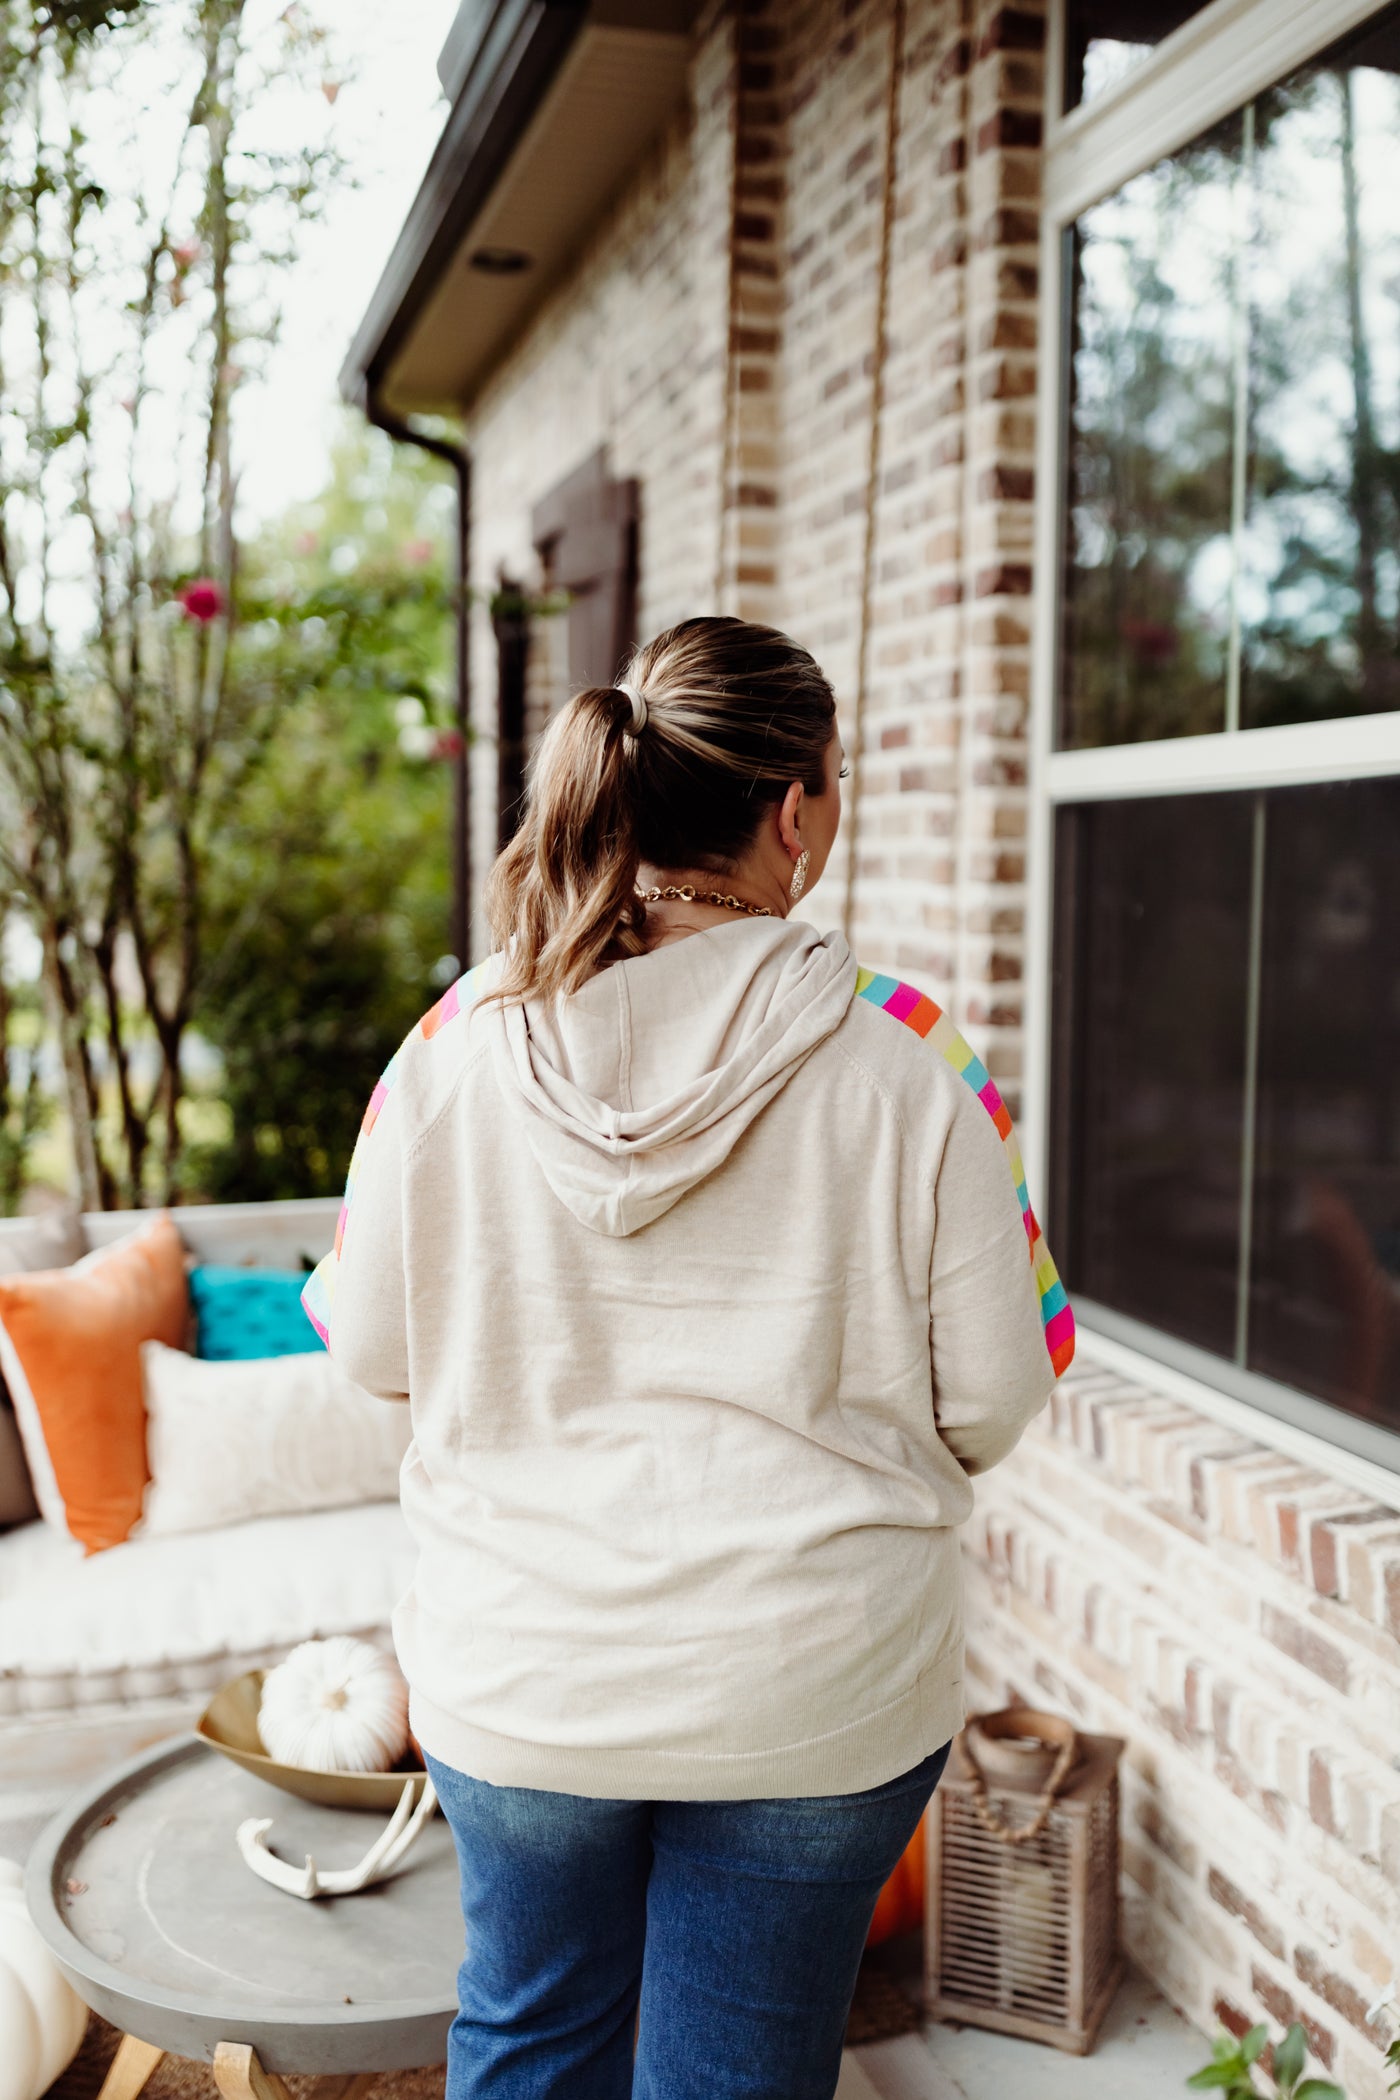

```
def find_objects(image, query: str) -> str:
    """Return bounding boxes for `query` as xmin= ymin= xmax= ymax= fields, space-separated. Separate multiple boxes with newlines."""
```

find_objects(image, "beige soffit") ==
xmin=380 ymin=19 xmax=693 ymax=417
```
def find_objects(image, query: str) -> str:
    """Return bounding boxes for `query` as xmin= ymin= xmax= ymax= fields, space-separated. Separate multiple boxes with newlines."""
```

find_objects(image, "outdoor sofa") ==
xmin=0 ymin=1199 xmax=415 ymax=1857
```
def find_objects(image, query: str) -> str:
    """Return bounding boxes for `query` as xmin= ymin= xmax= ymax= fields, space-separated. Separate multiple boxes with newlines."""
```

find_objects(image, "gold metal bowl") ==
xmin=195 ymin=1669 xmax=430 ymax=1812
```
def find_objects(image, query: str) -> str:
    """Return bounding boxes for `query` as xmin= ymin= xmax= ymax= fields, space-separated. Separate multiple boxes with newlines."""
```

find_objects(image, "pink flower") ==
xmin=430 ymin=728 xmax=464 ymax=762
xmin=178 ymin=578 xmax=224 ymax=624
xmin=403 ymin=538 xmax=435 ymax=566
xmin=294 ymin=530 xmax=319 ymax=557
xmin=171 ymin=239 xmax=201 ymax=269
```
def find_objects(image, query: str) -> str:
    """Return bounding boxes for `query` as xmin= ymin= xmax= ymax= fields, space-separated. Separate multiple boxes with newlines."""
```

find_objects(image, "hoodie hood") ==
xmin=485 ymin=916 xmax=858 ymax=1236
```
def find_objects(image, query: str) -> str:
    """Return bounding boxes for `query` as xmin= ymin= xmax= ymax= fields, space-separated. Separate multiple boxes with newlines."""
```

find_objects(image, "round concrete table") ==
xmin=25 ymin=1735 xmax=463 ymax=2098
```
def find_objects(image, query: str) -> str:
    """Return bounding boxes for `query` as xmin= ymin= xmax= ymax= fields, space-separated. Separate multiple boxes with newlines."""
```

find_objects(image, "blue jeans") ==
xmin=425 ymin=1741 xmax=950 ymax=2100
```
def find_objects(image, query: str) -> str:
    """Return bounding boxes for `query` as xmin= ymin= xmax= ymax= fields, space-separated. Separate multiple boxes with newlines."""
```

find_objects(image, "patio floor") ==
xmin=9 ymin=1797 xmax=1205 ymax=2100
xmin=839 ymin=1961 xmax=1205 ymax=2100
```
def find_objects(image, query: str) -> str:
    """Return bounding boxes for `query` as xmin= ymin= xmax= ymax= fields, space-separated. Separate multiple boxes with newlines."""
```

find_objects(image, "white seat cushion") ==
xmin=0 ymin=1500 xmax=415 ymax=1717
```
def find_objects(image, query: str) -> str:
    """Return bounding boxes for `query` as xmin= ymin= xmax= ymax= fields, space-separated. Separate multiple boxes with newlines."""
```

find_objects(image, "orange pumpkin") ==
xmin=865 ymin=1808 xmax=927 ymax=1946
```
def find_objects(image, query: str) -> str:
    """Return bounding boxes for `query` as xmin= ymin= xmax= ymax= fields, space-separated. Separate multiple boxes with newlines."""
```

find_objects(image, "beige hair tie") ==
xmin=617 ymin=681 xmax=648 ymax=733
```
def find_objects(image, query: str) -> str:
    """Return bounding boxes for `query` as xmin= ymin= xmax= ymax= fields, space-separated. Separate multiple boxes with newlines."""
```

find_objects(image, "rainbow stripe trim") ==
xmin=855 ymin=968 xmax=1075 ymax=1378
xmin=301 ymin=963 xmax=487 ymax=1347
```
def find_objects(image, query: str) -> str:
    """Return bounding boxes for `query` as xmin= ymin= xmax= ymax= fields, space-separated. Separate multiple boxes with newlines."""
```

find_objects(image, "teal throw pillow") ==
xmin=189 ymin=1266 xmax=326 ymax=1361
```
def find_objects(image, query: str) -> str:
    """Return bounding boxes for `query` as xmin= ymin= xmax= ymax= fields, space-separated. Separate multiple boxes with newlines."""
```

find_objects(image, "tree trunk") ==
xmin=42 ymin=933 xmax=105 ymax=1211
xmin=160 ymin=1017 xmax=185 ymax=1206
xmin=0 ymin=967 xmax=17 ymax=1217
xmin=93 ymin=920 xmax=149 ymax=1204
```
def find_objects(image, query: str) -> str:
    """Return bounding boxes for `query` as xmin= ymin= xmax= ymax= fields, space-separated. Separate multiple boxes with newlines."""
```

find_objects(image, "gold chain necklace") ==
xmin=638 ymin=884 xmax=772 ymax=919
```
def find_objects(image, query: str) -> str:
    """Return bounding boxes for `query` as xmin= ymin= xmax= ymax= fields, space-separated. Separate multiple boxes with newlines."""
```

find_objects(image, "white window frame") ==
xmin=1024 ymin=0 xmax=1400 ymax=1510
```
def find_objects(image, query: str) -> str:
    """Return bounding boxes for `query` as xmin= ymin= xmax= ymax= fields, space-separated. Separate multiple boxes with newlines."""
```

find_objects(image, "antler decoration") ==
xmin=236 ymin=1775 xmax=437 ymax=1900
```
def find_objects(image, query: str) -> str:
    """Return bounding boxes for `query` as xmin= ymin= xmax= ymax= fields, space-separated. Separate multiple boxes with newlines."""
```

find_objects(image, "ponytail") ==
xmin=486 ymin=687 xmax=648 ymax=1005
xmin=486 ymin=616 xmax=837 ymax=1007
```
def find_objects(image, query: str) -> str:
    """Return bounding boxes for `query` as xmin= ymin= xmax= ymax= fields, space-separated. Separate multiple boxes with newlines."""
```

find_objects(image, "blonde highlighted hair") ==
xmin=486 ymin=615 xmax=836 ymax=1004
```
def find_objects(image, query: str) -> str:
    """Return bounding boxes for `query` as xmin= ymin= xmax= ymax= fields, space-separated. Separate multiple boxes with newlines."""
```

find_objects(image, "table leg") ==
xmin=212 ymin=2042 xmax=295 ymax=2100
xmin=212 ymin=2045 xmax=382 ymax=2100
xmin=95 ymin=2034 xmax=165 ymax=2100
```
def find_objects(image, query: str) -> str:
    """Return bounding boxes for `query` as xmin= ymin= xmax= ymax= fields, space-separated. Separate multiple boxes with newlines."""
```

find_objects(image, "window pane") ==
xmin=1062 ymin=8 xmax=1400 ymax=750
xmin=1051 ymin=796 xmax=1252 ymax=1357
xmin=1241 ymin=28 xmax=1400 ymax=727
xmin=1064 ymin=0 xmax=1215 ymax=113
xmin=1060 ymin=120 xmax=1241 ymax=750
xmin=1247 ymin=779 xmax=1400 ymax=1424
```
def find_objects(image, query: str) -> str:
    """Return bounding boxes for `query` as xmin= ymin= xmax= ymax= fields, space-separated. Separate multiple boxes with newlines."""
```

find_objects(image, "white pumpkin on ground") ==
xmin=257 ymin=1636 xmax=410 ymax=1773
xmin=0 ymin=1857 xmax=88 ymax=2100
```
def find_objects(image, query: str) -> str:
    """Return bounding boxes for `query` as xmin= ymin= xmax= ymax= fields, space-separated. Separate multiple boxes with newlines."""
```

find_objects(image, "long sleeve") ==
xmin=301 ymin=1056 xmax=411 ymax=1401
xmin=928 ymin=1082 xmax=1074 ymax=1477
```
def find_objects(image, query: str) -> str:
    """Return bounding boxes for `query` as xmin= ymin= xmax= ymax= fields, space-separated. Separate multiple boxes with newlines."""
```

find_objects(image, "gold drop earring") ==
xmin=789 ymin=848 xmax=811 ymax=903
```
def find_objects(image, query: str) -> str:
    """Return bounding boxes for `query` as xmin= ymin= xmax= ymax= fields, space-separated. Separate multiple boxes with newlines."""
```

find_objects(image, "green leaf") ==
xmin=1273 ymin=2024 xmax=1307 ymax=2086
xmin=1187 ymin=2069 xmax=1245 ymax=2091
xmin=1241 ymin=2025 xmax=1270 ymax=2066
xmin=1293 ymin=2083 xmax=1345 ymax=2100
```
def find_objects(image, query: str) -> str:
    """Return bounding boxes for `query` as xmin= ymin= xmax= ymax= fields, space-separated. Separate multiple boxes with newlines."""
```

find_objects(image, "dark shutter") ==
xmin=531 ymin=448 xmax=640 ymax=691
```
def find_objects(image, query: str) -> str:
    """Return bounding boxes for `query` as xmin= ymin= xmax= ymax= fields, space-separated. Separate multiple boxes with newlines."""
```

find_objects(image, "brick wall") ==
xmin=772 ymin=0 xmax=1041 ymax=1085
xmin=464 ymin=0 xmax=736 ymax=941
xmin=458 ymin=3 xmax=1400 ymax=2089
xmin=968 ymin=1358 xmax=1400 ymax=2099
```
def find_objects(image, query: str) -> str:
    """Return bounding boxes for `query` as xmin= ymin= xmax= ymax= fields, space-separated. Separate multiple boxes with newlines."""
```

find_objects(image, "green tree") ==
xmin=188 ymin=420 xmax=457 ymax=1202
xmin=0 ymin=960 xmax=48 ymax=1215
xmin=0 ymin=0 xmax=343 ymax=1205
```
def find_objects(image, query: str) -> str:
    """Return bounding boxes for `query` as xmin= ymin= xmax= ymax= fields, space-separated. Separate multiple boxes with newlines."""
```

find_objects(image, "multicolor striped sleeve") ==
xmin=855 ymin=967 xmax=1075 ymax=1379
xmin=301 ymin=963 xmax=488 ymax=1356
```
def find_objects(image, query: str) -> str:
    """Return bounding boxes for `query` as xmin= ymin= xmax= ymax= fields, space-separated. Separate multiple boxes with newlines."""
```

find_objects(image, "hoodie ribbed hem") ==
xmin=408 ymin=1661 xmax=966 ymax=1802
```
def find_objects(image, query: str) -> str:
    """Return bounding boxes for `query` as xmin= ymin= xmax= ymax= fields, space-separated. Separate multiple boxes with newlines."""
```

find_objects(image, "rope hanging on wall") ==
xmin=841 ymin=0 xmax=907 ymax=943
xmin=713 ymin=2 xmax=746 ymax=609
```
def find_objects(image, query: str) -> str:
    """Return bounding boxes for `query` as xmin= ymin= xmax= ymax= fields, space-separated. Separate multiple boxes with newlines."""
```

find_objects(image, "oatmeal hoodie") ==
xmin=303 ymin=917 xmax=1073 ymax=1799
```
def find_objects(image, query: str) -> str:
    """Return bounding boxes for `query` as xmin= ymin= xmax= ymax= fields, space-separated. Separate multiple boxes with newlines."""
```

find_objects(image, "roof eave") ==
xmin=338 ymin=0 xmax=588 ymax=414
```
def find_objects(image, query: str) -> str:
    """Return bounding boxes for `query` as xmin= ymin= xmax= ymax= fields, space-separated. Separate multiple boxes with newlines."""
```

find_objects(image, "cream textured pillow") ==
xmin=139 ymin=1344 xmax=410 ymax=1537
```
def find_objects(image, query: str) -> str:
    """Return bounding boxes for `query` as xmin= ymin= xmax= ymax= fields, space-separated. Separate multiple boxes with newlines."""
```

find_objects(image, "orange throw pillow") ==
xmin=0 ymin=1215 xmax=188 ymax=1553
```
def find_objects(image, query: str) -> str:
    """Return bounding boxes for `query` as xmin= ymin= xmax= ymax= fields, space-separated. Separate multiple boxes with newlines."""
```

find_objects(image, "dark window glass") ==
xmin=1053 ymin=778 xmax=1400 ymax=1441
xmin=1060 ymin=6 xmax=1400 ymax=749
xmin=1064 ymin=0 xmax=1215 ymax=113
xmin=1247 ymin=779 xmax=1400 ymax=1421
xmin=1051 ymin=795 xmax=1252 ymax=1358
xmin=493 ymin=579 xmax=530 ymax=853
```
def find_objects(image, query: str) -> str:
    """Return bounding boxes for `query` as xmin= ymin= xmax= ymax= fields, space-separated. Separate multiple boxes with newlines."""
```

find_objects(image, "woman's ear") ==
xmin=777 ymin=779 xmax=805 ymax=861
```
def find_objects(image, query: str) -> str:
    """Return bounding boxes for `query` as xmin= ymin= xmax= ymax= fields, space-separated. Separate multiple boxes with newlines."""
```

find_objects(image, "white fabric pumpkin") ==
xmin=257 ymin=1636 xmax=410 ymax=1773
xmin=0 ymin=1857 xmax=87 ymax=2100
